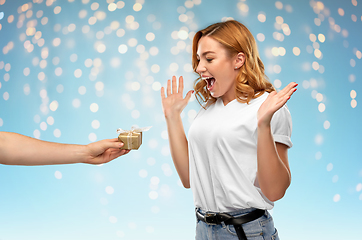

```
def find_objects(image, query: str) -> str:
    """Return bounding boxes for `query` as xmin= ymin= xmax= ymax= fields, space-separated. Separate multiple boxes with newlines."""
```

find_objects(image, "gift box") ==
xmin=116 ymin=126 xmax=151 ymax=150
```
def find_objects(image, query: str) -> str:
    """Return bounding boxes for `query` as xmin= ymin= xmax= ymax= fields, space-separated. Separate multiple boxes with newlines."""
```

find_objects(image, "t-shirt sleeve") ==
xmin=271 ymin=104 xmax=293 ymax=148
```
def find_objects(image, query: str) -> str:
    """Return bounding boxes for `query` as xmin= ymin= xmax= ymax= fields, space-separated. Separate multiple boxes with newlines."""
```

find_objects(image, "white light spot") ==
xmin=161 ymin=130 xmax=168 ymax=140
xmin=78 ymin=86 xmax=86 ymax=95
xmin=131 ymin=82 xmax=140 ymax=91
xmin=152 ymin=82 xmax=161 ymax=91
xmin=356 ymin=183 xmax=362 ymax=192
xmin=110 ymin=57 xmax=121 ymax=68
xmin=33 ymin=129 xmax=41 ymax=139
xmin=72 ymin=99 xmax=81 ymax=108
xmin=49 ymin=101 xmax=59 ymax=111
xmin=293 ymin=47 xmax=301 ymax=56
xmin=332 ymin=175 xmax=339 ymax=183
xmin=258 ymin=13 xmax=266 ymax=22
xmin=333 ymin=194 xmax=340 ymax=202
xmin=151 ymin=206 xmax=160 ymax=214
xmin=56 ymin=84 xmax=64 ymax=93
xmin=128 ymin=38 xmax=138 ymax=47
xmin=139 ymin=169 xmax=148 ymax=178
xmin=147 ymin=157 xmax=156 ymax=166
xmin=351 ymin=99 xmax=357 ymax=108
xmin=85 ymin=58 xmax=93 ymax=67
xmin=74 ymin=69 xmax=82 ymax=78
xmin=315 ymin=151 xmax=322 ymax=160
xmin=150 ymin=176 xmax=160 ymax=185
xmin=40 ymin=122 xmax=47 ymax=131
xmin=92 ymin=120 xmax=100 ymax=129
xmin=169 ymin=63 xmax=179 ymax=72
xmin=128 ymin=222 xmax=137 ymax=230
xmin=178 ymin=30 xmax=188 ymax=40
xmin=318 ymin=103 xmax=325 ymax=112
xmin=149 ymin=46 xmax=159 ymax=56
xmin=136 ymin=44 xmax=145 ymax=53
xmin=90 ymin=103 xmax=99 ymax=112
xmin=256 ymin=33 xmax=265 ymax=42
xmin=326 ymin=163 xmax=333 ymax=171
xmin=323 ymin=121 xmax=330 ymax=129
xmin=54 ymin=129 xmax=61 ymax=138
xmin=116 ymin=231 xmax=125 ymax=237
xmin=70 ymin=53 xmax=78 ymax=62
xmin=109 ymin=216 xmax=118 ymax=223
xmin=54 ymin=171 xmax=62 ymax=179
xmin=131 ymin=110 xmax=140 ymax=119
xmin=316 ymin=93 xmax=323 ymax=102
xmin=105 ymin=186 xmax=114 ymax=194
xmin=108 ymin=3 xmax=117 ymax=11
xmin=149 ymin=191 xmax=158 ymax=200
xmin=88 ymin=133 xmax=97 ymax=142
xmin=118 ymin=44 xmax=128 ymax=54
xmin=55 ymin=67 xmax=63 ymax=76
xmin=146 ymin=226 xmax=154 ymax=233
xmin=133 ymin=3 xmax=142 ymax=11
xmin=23 ymin=84 xmax=30 ymax=95
xmin=100 ymin=198 xmax=108 ymax=205
xmin=146 ymin=32 xmax=155 ymax=41
xmin=350 ymin=90 xmax=357 ymax=99
xmin=148 ymin=139 xmax=158 ymax=149
xmin=273 ymin=65 xmax=281 ymax=74
xmin=315 ymin=134 xmax=323 ymax=145
xmin=161 ymin=146 xmax=170 ymax=156
xmin=151 ymin=64 xmax=160 ymax=73
xmin=273 ymin=79 xmax=282 ymax=89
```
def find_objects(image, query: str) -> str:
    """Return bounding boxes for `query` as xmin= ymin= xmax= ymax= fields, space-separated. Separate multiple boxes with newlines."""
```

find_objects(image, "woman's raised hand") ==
xmin=257 ymin=82 xmax=297 ymax=127
xmin=161 ymin=76 xmax=194 ymax=119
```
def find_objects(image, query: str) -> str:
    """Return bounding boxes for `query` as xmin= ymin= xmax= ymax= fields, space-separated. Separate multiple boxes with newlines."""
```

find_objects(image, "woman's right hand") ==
xmin=160 ymin=76 xmax=194 ymax=119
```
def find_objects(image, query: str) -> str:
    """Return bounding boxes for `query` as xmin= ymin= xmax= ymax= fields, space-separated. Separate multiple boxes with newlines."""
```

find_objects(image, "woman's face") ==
xmin=196 ymin=36 xmax=242 ymax=105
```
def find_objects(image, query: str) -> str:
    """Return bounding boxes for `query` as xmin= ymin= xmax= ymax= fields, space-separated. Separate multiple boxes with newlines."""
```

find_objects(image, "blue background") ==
xmin=0 ymin=0 xmax=361 ymax=239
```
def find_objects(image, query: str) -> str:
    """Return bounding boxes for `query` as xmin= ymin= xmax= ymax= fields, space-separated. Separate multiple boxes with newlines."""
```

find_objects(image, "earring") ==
xmin=235 ymin=67 xmax=238 ymax=69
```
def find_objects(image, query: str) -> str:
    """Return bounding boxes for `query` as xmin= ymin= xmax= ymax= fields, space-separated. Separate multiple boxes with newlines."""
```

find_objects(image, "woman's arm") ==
xmin=256 ymin=82 xmax=297 ymax=201
xmin=161 ymin=76 xmax=193 ymax=188
xmin=0 ymin=132 xmax=130 ymax=166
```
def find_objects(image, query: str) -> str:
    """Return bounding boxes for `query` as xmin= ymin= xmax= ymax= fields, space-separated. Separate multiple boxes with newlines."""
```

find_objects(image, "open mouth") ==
xmin=202 ymin=77 xmax=215 ymax=91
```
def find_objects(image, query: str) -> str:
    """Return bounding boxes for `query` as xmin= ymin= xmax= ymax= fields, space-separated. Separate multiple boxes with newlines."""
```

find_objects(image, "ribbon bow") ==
xmin=116 ymin=126 xmax=152 ymax=135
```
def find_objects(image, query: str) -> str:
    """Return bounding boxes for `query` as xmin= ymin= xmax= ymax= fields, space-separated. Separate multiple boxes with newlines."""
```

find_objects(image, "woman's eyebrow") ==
xmin=197 ymin=51 xmax=216 ymax=57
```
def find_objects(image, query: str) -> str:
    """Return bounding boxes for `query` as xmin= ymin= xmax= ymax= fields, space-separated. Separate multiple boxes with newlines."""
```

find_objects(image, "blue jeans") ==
xmin=195 ymin=208 xmax=279 ymax=240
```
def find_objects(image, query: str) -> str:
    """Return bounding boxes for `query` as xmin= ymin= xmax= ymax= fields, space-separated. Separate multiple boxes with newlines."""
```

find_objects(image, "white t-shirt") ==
xmin=188 ymin=92 xmax=292 ymax=212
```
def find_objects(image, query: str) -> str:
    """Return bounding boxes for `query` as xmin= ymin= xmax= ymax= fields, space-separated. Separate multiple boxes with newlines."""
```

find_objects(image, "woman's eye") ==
xmin=206 ymin=58 xmax=213 ymax=62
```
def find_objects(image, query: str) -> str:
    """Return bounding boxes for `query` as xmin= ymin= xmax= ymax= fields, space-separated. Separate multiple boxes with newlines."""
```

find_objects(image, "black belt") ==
xmin=196 ymin=208 xmax=265 ymax=240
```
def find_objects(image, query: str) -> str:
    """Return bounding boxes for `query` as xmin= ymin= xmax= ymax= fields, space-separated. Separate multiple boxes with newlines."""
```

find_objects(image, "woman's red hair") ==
xmin=192 ymin=20 xmax=275 ymax=106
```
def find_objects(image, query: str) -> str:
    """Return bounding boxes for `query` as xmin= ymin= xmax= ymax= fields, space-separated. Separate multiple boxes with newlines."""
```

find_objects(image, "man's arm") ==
xmin=0 ymin=132 xmax=130 ymax=166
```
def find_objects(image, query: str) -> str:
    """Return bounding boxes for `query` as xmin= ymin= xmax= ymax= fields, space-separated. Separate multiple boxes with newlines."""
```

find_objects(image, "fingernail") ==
xmin=294 ymin=83 xmax=298 ymax=87
xmin=287 ymin=96 xmax=291 ymax=100
xmin=192 ymin=90 xmax=195 ymax=94
xmin=294 ymin=88 xmax=297 ymax=92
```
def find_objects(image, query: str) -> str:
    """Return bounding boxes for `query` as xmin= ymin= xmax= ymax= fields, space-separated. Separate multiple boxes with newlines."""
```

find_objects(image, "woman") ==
xmin=161 ymin=20 xmax=297 ymax=240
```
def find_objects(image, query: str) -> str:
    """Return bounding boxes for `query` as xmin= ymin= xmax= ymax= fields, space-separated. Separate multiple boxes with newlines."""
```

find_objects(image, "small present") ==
xmin=116 ymin=126 xmax=151 ymax=150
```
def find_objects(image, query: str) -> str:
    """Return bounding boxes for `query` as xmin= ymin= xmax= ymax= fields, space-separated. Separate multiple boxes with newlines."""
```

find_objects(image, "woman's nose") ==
xmin=196 ymin=62 xmax=206 ymax=74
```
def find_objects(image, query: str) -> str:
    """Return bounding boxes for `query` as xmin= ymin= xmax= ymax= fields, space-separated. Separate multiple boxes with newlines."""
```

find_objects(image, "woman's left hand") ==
xmin=257 ymin=82 xmax=297 ymax=127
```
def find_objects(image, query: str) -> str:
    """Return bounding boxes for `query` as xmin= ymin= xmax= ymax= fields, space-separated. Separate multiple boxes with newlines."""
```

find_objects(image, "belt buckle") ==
xmin=204 ymin=212 xmax=217 ymax=225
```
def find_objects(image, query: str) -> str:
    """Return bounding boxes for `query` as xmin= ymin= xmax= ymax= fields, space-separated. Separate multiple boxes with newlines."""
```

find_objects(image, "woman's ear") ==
xmin=234 ymin=52 xmax=245 ymax=69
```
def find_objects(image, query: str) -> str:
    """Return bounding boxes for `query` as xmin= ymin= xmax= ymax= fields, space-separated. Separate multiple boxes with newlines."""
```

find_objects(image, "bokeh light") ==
xmin=0 ymin=1 xmax=361 ymax=240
